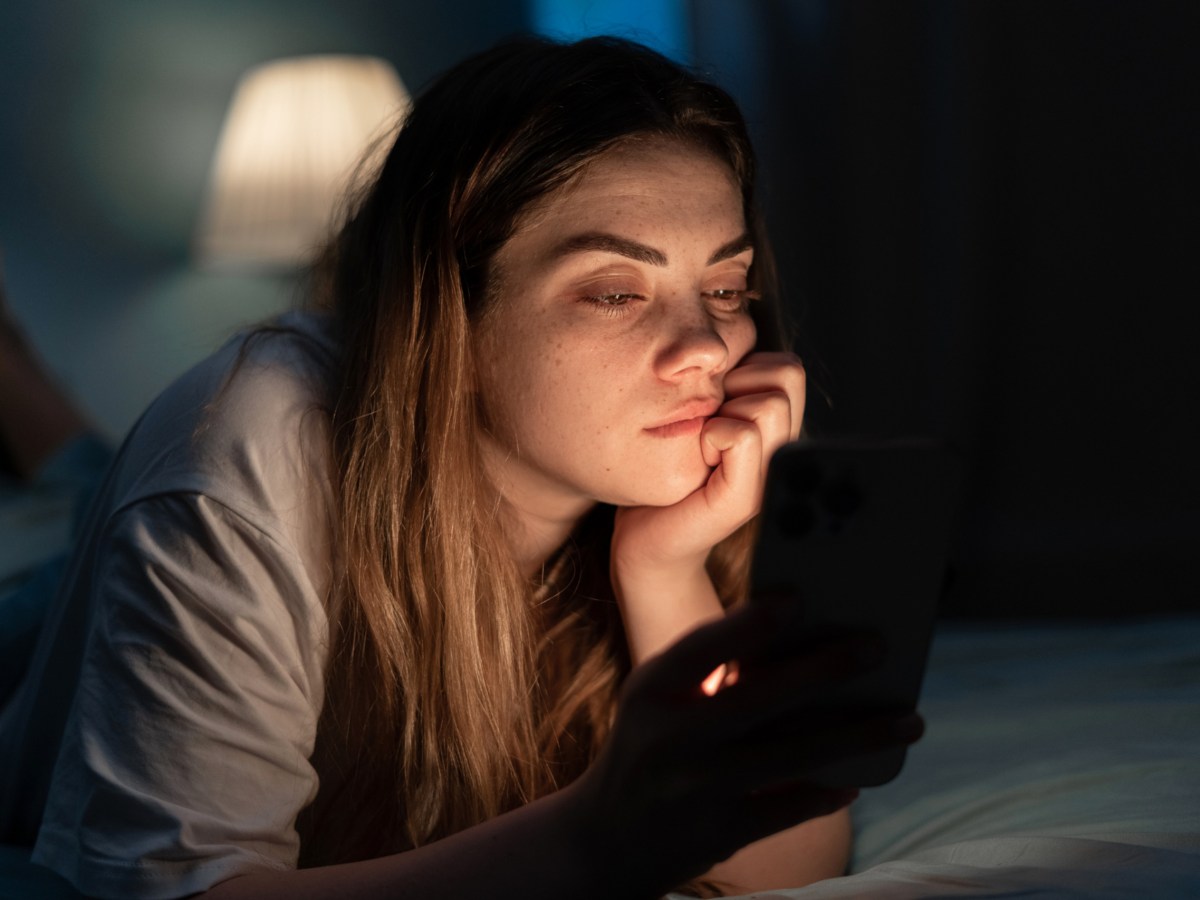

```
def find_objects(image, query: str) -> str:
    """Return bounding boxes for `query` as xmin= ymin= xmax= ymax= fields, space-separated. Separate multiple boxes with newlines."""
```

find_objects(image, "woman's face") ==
xmin=474 ymin=139 xmax=757 ymax=518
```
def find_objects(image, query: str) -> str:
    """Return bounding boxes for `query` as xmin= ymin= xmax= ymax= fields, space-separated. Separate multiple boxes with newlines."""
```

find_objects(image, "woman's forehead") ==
xmin=510 ymin=140 xmax=744 ymax=242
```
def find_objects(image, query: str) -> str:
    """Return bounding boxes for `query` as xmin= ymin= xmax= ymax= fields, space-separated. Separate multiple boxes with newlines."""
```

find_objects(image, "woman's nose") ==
xmin=652 ymin=307 xmax=729 ymax=381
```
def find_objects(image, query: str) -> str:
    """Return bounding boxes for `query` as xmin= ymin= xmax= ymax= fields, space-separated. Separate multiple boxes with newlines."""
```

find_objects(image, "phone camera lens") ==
xmin=822 ymin=478 xmax=862 ymax=518
xmin=783 ymin=461 xmax=822 ymax=496
xmin=778 ymin=502 xmax=816 ymax=537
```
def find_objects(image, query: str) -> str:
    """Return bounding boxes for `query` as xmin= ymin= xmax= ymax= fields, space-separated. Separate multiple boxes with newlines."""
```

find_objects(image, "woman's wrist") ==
xmin=611 ymin=550 xmax=709 ymax=596
xmin=611 ymin=555 xmax=725 ymax=665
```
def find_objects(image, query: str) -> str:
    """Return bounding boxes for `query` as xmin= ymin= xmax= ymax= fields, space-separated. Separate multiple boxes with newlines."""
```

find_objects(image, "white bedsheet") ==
xmin=743 ymin=835 xmax=1198 ymax=898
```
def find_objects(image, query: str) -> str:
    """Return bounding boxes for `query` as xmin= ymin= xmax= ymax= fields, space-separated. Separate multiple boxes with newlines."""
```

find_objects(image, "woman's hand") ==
xmin=566 ymin=602 xmax=923 ymax=897
xmin=612 ymin=352 xmax=806 ymax=580
xmin=607 ymin=352 xmax=804 ymax=666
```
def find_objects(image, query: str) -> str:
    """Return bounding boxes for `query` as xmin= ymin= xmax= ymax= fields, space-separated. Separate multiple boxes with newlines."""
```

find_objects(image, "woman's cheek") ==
xmin=727 ymin=316 xmax=758 ymax=368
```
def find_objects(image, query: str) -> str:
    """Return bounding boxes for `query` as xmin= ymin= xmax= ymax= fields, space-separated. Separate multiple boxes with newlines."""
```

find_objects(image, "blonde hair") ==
xmin=295 ymin=37 xmax=789 ymax=894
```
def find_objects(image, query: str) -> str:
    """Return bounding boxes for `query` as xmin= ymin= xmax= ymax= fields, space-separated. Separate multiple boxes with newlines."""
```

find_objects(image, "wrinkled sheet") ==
xmin=672 ymin=616 xmax=1200 ymax=898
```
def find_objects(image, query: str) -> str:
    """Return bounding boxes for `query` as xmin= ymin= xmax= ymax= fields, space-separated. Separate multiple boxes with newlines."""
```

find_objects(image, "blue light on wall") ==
xmin=530 ymin=0 xmax=690 ymax=63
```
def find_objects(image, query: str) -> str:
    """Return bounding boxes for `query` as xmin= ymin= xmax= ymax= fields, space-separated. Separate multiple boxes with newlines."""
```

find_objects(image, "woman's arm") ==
xmin=608 ymin=352 xmax=857 ymax=893
xmin=215 ymin=601 xmax=905 ymax=900
xmin=202 ymin=783 xmax=625 ymax=900
xmin=611 ymin=564 xmax=855 ymax=895
xmin=704 ymin=809 xmax=853 ymax=895
xmin=206 ymin=798 xmax=849 ymax=900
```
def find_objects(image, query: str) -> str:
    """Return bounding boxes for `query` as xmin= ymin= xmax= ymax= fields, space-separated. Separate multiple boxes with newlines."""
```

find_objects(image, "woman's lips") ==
xmin=644 ymin=414 xmax=710 ymax=438
xmin=645 ymin=397 xmax=722 ymax=437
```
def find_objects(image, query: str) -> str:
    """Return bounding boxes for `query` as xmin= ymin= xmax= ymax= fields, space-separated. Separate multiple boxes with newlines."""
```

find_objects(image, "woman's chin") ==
xmin=625 ymin=460 xmax=712 ymax=507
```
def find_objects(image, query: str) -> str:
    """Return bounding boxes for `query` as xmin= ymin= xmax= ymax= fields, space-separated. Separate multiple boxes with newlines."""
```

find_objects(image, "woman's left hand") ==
xmin=612 ymin=351 xmax=805 ymax=580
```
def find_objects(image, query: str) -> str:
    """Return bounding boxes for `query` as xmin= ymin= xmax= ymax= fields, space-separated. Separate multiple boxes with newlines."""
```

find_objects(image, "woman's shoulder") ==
xmin=107 ymin=309 xmax=341 ymax=538
xmin=189 ymin=308 xmax=339 ymax=447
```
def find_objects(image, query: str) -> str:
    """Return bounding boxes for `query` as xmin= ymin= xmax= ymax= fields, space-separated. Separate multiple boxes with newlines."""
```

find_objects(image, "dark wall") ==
xmin=695 ymin=0 xmax=1199 ymax=617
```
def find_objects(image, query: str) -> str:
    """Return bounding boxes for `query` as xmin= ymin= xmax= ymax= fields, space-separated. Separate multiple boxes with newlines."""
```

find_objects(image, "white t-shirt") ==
xmin=0 ymin=310 xmax=339 ymax=899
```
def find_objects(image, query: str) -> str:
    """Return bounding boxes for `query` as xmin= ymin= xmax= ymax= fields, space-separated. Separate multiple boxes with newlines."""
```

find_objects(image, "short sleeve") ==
xmin=31 ymin=493 xmax=330 ymax=900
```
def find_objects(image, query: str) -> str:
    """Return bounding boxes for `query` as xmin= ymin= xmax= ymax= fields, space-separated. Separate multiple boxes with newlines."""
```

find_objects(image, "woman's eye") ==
xmin=588 ymin=293 xmax=641 ymax=305
xmin=579 ymin=292 xmax=645 ymax=316
xmin=704 ymin=289 xmax=760 ymax=312
xmin=578 ymin=288 xmax=758 ymax=318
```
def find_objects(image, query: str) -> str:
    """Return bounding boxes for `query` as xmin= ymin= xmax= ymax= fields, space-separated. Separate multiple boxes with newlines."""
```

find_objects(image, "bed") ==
xmin=2 ymin=486 xmax=1198 ymax=899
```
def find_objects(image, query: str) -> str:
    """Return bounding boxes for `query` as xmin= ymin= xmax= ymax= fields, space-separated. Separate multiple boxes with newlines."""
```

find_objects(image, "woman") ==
xmin=0 ymin=36 xmax=921 ymax=899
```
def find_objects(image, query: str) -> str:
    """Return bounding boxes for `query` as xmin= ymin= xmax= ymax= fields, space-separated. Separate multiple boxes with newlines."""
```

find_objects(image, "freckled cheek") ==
xmin=554 ymin=354 xmax=627 ymax=444
xmin=536 ymin=350 xmax=590 ymax=420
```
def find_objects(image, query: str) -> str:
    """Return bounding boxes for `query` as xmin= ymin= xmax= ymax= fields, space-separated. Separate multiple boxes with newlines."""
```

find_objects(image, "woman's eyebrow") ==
xmin=708 ymin=233 xmax=754 ymax=265
xmin=551 ymin=232 xmax=667 ymax=266
xmin=547 ymin=231 xmax=754 ymax=267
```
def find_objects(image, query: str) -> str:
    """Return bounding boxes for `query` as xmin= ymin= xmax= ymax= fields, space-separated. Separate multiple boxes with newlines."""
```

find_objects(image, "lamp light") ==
xmin=194 ymin=55 xmax=409 ymax=270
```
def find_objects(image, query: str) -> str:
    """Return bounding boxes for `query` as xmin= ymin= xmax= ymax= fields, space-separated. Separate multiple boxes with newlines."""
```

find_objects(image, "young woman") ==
xmin=0 ymin=36 xmax=922 ymax=899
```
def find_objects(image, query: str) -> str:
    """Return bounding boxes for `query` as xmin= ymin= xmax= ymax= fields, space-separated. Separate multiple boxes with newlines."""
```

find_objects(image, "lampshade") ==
xmin=194 ymin=55 xmax=409 ymax=270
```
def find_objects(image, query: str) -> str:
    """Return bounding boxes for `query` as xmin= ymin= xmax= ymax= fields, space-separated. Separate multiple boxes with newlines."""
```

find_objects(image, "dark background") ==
xmin=2 ymin=1 xmax=1197 ymax=619
xmin=697 ymin=1 xmax=1199 ymax=617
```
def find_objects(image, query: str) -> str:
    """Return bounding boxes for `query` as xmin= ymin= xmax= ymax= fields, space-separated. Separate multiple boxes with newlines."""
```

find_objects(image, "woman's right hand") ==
xmin=565 ymin=601 xmax=923 ymax=897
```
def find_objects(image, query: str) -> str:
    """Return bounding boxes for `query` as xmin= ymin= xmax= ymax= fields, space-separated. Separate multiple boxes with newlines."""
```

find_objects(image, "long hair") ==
xmin=297 ymin=35 xmax=790 ymax=875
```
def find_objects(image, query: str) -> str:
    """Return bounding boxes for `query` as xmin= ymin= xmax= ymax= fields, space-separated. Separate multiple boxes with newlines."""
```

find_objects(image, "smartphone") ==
xmin=748 ymin=437 xmax=961 ymax=788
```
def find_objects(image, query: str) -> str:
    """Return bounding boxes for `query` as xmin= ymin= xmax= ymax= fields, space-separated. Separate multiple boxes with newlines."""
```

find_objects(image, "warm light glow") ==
xmin=195 ymin=55 xmax=409 ymax=270
xmin=700 ymin=661 xmax=739 ymax=696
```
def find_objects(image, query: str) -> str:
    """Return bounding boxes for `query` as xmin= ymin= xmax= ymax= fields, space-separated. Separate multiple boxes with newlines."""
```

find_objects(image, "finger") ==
xmin=715 ymin=391 xmax=793 ymax=465
xmin=723 ymin=352 xmax=806 ymax=441
xmin=678 ymin=785 xmax=859 ymax=871
xmin=736 ymin=786 xmax=859 ymax=848
xmin=679 ymin=634 xmax=884 ymax=735
xmin=714 ymin=713 xmax=925 ymax=795
xmin=700 ymin=416 xmax=763 ymax=515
